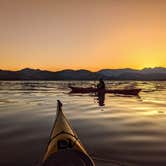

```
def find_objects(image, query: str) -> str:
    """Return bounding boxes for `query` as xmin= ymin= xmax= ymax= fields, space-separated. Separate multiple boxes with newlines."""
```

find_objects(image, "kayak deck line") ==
xmin=47 ymin=131 xmax=79 ymax=148
xmin=48 ymin=131 xmax=78 ymax=143
xmin=42 ymin=100 xmax=95 ymax=166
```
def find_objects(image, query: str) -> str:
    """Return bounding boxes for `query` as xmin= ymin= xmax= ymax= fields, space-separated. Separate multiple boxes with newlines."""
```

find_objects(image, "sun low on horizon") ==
xmin=0 ymin=0 xmax=166 ymax=71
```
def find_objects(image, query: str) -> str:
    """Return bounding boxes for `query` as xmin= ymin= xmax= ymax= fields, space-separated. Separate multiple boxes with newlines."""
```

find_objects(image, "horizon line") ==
xmin=0 ymin=66 xmax=166 ymax=72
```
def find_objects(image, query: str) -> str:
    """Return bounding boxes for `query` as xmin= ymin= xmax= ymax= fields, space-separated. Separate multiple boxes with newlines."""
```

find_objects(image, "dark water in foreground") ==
xmin=0 ymin=81 xmax=166 ymax=166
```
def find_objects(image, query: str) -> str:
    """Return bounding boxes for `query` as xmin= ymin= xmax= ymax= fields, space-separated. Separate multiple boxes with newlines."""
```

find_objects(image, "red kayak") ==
xmin=69 ymin=86 xmax=141 ymax=96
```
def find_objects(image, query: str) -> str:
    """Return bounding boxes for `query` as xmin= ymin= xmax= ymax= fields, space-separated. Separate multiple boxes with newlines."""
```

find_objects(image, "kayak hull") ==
xmin=69 ymin=86 xmax=141 ymax=96
xmin=42 ymin=100 xmax=95 ymax=166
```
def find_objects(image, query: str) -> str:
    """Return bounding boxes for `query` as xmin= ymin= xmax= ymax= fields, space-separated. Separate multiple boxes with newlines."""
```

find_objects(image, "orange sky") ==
xmin=0 ymin=0 xmax=166 ymax=71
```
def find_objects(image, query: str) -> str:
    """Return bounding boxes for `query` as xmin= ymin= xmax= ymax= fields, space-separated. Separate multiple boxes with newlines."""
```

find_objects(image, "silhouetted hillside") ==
xmin=0 ymin=67 xmax=166 ymax=80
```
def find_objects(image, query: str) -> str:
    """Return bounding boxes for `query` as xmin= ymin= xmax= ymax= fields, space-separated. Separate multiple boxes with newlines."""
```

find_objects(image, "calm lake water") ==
xmin=0 ymin=81 xmax=166 ymax=166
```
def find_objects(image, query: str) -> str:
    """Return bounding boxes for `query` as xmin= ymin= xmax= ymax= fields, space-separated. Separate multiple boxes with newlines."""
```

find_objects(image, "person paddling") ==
xmin=97 ymin=78 xmax=105 ymax=90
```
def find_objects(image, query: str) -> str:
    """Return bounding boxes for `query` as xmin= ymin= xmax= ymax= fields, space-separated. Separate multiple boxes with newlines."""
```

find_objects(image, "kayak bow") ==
xmin=42 ymin=100 xmax=95 ymax=166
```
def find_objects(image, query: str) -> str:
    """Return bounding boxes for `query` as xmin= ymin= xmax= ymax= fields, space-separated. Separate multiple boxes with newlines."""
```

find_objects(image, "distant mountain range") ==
xmin=1 ymin=67 xmax=166 ymax=80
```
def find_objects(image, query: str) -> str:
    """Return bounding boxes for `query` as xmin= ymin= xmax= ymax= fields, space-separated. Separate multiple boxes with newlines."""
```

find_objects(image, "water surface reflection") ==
xmin=0 ymin=81 xmax=166 ymax=166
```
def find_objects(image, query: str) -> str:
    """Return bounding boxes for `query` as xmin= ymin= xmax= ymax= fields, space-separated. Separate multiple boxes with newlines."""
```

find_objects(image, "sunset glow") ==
xmin=0 ymin=0 xmax=166 ymax=71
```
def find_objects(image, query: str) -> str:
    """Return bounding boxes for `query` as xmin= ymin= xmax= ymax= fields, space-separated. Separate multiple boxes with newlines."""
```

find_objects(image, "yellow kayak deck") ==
xmin=42 ymin=100 xmax=95 ymax=166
